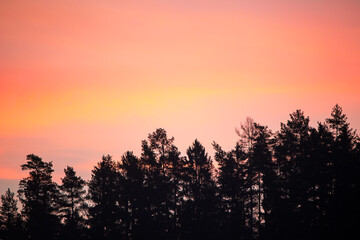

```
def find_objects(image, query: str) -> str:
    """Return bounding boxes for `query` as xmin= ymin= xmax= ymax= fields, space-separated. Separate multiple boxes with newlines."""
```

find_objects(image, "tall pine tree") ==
xmin=59 ymin=166 xmax=87 ymax=240
xmin=0 ymin=188 xmax=23 ymax=240
xmin=326 ymin=104 xmax=360 ymax=239
xmin=180 ymin=139 xmax=218 ymax=240
xmin=88 ymin=155 xmax=122 ymax=240
xmin=18 ymin=154 xmax=59 ymax=240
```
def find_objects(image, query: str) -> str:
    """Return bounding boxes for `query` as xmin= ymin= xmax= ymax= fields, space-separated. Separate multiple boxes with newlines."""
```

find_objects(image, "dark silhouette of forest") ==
xmin=1 ymin=104 xmax=359 ymax=240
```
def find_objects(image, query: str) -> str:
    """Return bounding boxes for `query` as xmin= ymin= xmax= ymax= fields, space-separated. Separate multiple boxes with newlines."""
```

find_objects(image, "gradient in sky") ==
xmin=1 ymin=0 xmax=360 ymax=194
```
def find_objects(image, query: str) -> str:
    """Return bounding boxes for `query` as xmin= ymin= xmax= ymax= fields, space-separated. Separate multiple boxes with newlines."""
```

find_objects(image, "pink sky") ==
xmin=1 ymin=0 xmax=359 ymax=193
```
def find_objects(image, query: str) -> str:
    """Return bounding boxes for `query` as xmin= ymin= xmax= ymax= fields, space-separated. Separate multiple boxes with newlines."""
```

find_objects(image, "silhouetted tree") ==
xmin=306 ymin=122 xmax=334 ymax=239
xmin=59 ymin=166 xmax=88 ymax=240
xmin=326 ymin=105 xmax=360 ymax=239
xmin=214 ymin=141 xmax=250 ymax=240
xmin=140 ymin=128 xmax=181 ymax=239
xmin=0 ymin=188 xmax=23 ymax=240
xmin=88 ymin=155 xmax=122 ymax=240
xmin=180 ymin=139 xmax=218 ymax=240
xmin=236 ymin=117 xmax=259 ymax=238
xmin=18 ymin=154 xmax=59 ymax=240
xmin=118 ymin=151 xmax=146 ymax=240
xmin=326 ymin=104 xmax=348 ymax=138
xmin=273 ymin=110 xmax=313 ymax=240
xmin=250 ymin=123 xmax=274 ymax=240
xmin=234 ymin=120 xmax=276 ymax=239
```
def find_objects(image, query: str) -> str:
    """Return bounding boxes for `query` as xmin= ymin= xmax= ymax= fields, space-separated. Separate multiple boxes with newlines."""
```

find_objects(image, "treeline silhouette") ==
xmin=1 ymin=104 xmax=359 ymax=240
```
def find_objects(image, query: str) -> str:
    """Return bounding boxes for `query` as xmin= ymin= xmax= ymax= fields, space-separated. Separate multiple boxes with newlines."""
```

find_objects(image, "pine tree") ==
xmin=236 ymin=117 xmax=259 ymax=238
xmin=326 ymin=105 xmax=360 ymax=239
xmin=18 ymin=154 xmax=59 ymax=240
xmin=273 ymin=110 xmax=313 ymax=240
xmin=140 ymin=128 xmax=181 ymax=239
xmin=59 ymin=166 xmax=87 ymax=240
xmin=214 ymin=141 xmax=249 ymax=240
xmin=181 ymin=139 xmax=218 ymax=240
xmin=0 ymin=188 xmax=23 ymax=240
xmin=251 ymin=123 xmax=274 ymax=240
xmin=326 ymin=104 xmax=348 ymax=138
xmin=118 ymin=151 xmax=146 ymax=240
xmin=307 ymin=122 xmax=334 ymax=239
xmin=88 ymin=155 xmax=122 ymax=240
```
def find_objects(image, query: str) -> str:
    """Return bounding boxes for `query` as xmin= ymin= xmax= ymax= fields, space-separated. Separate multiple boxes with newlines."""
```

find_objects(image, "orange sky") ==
xmin=1 ymin=0 xmax=360 ymax=192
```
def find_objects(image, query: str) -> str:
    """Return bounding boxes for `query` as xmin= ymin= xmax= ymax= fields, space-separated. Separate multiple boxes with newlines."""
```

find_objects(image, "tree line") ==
xmin=0 ymin=104 xmax=359 ymax=240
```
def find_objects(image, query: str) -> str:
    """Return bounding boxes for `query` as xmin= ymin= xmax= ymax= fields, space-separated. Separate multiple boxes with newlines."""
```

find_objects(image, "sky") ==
xmin=1 ymin=0 xmax=360 ymax=194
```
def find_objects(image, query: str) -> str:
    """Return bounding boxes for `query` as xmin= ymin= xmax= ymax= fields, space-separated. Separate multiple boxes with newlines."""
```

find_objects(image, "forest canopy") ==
xmin=0 ymin=104 xmax=359 ymax=240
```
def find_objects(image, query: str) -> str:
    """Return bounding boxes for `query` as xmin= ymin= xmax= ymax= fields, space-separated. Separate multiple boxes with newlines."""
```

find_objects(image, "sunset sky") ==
xmin=1 ymin=0 xmax=360 ymax=194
